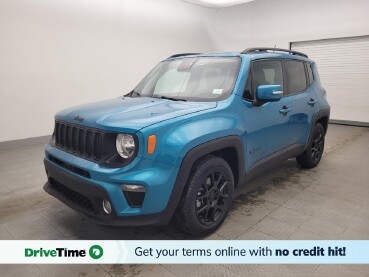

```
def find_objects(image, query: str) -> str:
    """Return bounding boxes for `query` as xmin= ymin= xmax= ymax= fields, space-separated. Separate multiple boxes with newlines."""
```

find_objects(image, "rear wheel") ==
xmin=175 ymin=155 xmax=234 ymax=236
xmin=296 ymin=123 xmax=325 ymax=168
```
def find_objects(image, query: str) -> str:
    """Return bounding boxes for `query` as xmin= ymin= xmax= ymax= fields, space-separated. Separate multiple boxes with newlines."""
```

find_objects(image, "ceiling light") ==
xmin=181 ymin=0 xmax=257 ymax=8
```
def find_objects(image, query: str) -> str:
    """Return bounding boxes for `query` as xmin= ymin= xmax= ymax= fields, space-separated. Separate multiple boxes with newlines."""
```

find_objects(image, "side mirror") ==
xmin=256 ymin=85 xmax=283 ymax=102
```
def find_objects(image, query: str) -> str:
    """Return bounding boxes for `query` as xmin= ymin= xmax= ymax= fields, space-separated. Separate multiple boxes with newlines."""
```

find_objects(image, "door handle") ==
xmin=308 ymin=98 xmax=318 ymax=106
xmin=279 ymin=106 xmax=292 ymax=115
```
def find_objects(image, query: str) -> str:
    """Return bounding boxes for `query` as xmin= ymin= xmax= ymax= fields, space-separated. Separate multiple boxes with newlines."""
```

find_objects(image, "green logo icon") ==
xmin=89 ymin=245 xmax=103 ymax=259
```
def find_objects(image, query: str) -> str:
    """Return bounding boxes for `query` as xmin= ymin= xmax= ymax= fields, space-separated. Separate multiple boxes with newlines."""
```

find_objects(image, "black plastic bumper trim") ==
xmin=44 ymin=158 xmax=172 ymax=226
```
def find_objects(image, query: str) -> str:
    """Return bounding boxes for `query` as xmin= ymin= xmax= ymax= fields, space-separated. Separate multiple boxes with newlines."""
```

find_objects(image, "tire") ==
xmin=296 ymin=123 xmax=325 ymax=168
xmin=175 ymin=155 xmax=234 ymax=236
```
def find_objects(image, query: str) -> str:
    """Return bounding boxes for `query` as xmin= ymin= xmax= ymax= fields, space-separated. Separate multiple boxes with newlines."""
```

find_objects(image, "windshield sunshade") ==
xmin=134 ymin=57 xmax=240 ymax=102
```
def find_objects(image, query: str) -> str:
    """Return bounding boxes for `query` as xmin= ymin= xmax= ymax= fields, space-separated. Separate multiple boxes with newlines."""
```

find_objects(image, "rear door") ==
xmin=284 ymin=60 xmax=317 ymax=146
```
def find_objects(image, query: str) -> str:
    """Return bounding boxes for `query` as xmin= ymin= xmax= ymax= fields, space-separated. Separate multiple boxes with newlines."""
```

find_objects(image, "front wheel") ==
xmin=296 ymin=123 xmax=325 ymax=168
xmin=175 ymin=155 xmax=234 ymax=236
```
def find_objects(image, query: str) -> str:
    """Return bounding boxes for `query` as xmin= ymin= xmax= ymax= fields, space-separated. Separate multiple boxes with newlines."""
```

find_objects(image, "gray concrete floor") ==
xmin=1 ymin=124 xmax=369 ymax=276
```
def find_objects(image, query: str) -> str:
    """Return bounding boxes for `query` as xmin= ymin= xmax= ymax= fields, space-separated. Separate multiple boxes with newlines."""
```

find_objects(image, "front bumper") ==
xmin=43 ymin=141 xmax=183 ymax=226
xmin=44 ymin=158 xmax=177 ymax=226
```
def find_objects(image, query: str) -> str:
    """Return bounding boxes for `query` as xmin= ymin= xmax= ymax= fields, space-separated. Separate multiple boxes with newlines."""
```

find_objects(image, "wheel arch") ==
xmin=306 ymin=109 xmax=330 ymax=148
xmin=162 ymin=136 xmax=245 ymax=223
xmin=316 ymin=115 xmax=329 ymax=134
xmin=180 ymin=136 xmax=245 ymax=189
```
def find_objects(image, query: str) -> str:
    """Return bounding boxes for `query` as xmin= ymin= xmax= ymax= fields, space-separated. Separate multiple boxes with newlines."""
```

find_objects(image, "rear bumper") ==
xmin=44 ymin=159 xmax=174 ymax=226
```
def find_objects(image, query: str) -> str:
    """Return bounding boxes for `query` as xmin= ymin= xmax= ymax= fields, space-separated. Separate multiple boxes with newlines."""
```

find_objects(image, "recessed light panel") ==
xmin=181 ymin=0 xmax=257 ymax=8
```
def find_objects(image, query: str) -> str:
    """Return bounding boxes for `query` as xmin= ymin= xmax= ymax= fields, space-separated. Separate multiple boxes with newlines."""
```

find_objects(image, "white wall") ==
xmin=207 ymin=0 xmax=369 ymax=51
xmin=1 ymin=0 xmax=368 ymax=142
xmin=0 ymin=0 xmax=214 ymax=142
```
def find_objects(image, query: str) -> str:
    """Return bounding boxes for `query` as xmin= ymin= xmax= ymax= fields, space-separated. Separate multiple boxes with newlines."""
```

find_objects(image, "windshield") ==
xmin=133 ymin=57 xmax=240 ymax=102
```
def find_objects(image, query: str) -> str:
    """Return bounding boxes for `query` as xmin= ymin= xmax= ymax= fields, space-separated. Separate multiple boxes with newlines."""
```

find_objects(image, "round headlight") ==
xmin=116 ymin=134 xmax=136 ymax=159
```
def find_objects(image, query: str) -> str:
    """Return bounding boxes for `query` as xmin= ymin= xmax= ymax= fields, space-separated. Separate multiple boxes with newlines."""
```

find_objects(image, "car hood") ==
xmin=55 ymin=96 xmax=217 ymax=132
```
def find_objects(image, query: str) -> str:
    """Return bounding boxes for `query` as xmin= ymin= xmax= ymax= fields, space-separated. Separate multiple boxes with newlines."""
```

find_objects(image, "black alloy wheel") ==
xmin=176 ymin=155 xmax=234 ymax=236
xmin=296 ymin=123 xmax=325 ymax=168
xmin=311 ymin=126 xmax=324 ymax=163
xmin=195 ymin=170 xmax=230 ymax=226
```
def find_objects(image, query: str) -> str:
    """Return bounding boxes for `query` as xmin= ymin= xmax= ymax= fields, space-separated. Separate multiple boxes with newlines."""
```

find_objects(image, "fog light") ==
xmin=102 ymin=199 xmax=112 ymax=214
xmin=122 ymin=184 xmax=146 ymax=192
xmin=122 ymin=184 xmax=145 ymax=208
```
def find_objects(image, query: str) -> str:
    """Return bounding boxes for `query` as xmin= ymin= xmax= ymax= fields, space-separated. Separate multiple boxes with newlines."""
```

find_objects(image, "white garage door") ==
xmin=291 ymin=36 xmax=369 ymax=125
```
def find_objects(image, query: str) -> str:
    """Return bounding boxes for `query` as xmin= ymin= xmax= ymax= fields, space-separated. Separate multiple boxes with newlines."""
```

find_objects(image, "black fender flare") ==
xmin=306 ymin=109 xmax=330 ymax=149
xmin=159 ymin=135 xmax=245 ymax=224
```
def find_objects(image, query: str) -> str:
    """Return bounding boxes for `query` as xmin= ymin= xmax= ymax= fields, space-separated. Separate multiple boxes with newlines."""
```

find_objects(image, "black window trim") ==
xmin=243 ymin=68 xmax=253 ymax=101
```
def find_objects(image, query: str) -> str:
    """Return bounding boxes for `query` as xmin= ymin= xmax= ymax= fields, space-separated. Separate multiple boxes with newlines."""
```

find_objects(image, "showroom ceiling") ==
xmin=181 ymin=0 xmax=257 ymax=8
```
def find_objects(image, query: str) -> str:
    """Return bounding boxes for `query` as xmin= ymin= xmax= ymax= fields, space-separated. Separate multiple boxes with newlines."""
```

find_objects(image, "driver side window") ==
xmin=244 ymin=60 xmax=283 ymax=100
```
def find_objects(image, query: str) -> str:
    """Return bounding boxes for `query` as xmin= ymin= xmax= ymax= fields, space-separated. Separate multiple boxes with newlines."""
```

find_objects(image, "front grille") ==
xmin=49 ymin=177 xmax=95 ymax=213
xmin=48 ymin=155 xmax=91 ymax=178
xmin=54 ymin=121 xmax=103 ymax=161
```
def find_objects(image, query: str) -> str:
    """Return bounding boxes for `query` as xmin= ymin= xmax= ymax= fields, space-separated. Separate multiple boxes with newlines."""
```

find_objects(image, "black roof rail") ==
xmin=168 ymin=53 xmax=201 ymax=59
xmin=241 ymin=47 xmax=308 ymax=58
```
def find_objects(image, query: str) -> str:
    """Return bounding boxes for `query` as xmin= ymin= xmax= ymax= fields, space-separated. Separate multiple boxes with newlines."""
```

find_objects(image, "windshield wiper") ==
xmin=153 ymin=95 xmax=187 ymax=102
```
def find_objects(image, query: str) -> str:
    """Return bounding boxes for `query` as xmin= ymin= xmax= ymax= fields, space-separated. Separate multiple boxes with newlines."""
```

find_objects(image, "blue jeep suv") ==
xmin=44 ymin=48 xmax=330 ymax=236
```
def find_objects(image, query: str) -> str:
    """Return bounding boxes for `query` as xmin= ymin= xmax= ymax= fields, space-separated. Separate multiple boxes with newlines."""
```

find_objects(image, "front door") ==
xmin=242 ymin=59 xmax=293 ymax=170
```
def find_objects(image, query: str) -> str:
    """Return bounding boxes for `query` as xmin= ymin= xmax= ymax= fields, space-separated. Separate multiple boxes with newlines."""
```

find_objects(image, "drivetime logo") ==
xmin=25 ymin=245 xmax=103 ymax=259
xmin=89 ymin=245 xmax=104 ymax=259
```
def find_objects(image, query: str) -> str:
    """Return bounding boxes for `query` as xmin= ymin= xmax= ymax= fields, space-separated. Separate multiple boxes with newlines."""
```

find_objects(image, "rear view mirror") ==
xmin=256 ymin=85 xmax=283 ymax=102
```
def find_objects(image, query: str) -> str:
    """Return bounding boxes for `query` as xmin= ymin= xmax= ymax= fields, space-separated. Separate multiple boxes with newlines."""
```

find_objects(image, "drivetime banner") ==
xmin=0 ymin=240 xmax=368 ymax=264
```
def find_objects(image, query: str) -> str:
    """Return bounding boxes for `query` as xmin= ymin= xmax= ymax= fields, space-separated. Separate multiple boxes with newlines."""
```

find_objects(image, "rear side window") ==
xmin=306 ymin=63 xmax=314 ymax=85
xmin=285 ymin=60 xmax=307 ymax=94
xmin=244 ymin=60 xmax=283 ymax=100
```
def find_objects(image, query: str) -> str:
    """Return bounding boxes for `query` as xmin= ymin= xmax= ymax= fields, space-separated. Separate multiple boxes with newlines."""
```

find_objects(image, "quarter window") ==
xmin=285 ymin=60 xmax=307 ymax=94
xmin=306 ymin=62 xmax=314 ymax=85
